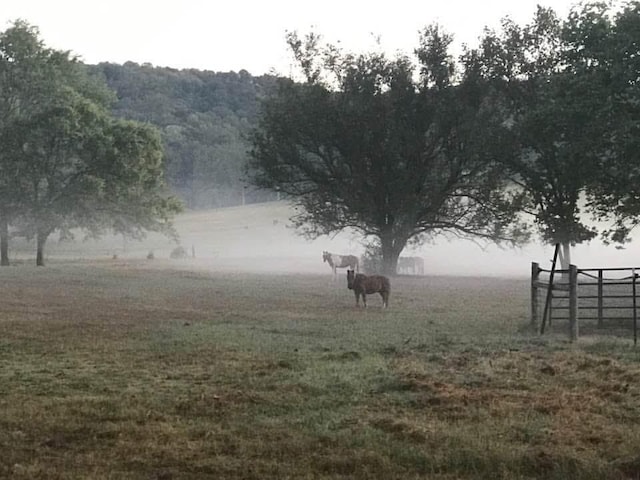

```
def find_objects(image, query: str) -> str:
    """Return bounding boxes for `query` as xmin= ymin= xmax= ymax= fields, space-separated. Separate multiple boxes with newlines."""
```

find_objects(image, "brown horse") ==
xmin=323 ymin=251 xmax=359 ymax=277
xmin=347 ymin=269 xmax=390 ymax=308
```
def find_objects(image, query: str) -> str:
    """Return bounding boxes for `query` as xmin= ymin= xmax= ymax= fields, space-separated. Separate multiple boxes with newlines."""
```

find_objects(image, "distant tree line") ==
xmin=89 ymin=62 xmax=280 ymax=209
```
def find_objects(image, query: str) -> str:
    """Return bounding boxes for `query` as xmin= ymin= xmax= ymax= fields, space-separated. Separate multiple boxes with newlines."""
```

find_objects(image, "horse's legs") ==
xmin=381 ymin=292 xmax=389 ymax=308
xmin=354 ymin=291 xmax=360 ymax=307
xmin=362 ymin=293 xmax=367 ymax=308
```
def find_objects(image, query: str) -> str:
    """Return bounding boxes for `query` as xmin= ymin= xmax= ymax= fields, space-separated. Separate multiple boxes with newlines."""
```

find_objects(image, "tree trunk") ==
xmin=380 ymin=233 xmax=403 ymax=276
xmin=0 ymin=217 xmax=9 ymax=266
xmin=558 ymin=242 xmax=571 ymax=270
xmin=558 ymin=241 xmax=572 ymax=282
xmin=36 ymin=230 xmax=49 ymax=266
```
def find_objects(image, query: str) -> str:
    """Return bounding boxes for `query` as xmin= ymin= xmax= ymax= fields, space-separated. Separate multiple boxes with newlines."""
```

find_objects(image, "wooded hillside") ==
xmin=90 ymin=62 xmax=279 ymax=209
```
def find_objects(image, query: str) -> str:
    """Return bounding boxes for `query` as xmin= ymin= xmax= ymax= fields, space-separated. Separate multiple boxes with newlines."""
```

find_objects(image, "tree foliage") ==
xmin=577 ymin=1 xmax=640 ymax=244
xmin=0 ymin=21 xmax=181 ymax=266
xmin=249 ymin=30 xmax=528 ymax=274
xmin=468 ymin=1 xmax=640 ymax=262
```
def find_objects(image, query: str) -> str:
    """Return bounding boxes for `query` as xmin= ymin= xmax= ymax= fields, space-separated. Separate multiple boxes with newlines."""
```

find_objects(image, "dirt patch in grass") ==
xmin=369 ymin=349 xmax=640 ymax=478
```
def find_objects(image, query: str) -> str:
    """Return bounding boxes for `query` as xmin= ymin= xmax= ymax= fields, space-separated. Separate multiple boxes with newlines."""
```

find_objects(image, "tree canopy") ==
xmin=249 ymin=30 xmax=528 ymax=274
xmin=468 ymin=1 xmax=640 ymax=265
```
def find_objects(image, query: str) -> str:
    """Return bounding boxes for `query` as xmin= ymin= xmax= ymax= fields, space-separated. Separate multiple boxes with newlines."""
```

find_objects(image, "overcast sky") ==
xmin=2 ymin=0 xmax=581 ymax=76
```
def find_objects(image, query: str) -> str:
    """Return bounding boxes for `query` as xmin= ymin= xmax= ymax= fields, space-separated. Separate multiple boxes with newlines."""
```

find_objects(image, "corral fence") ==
xmin=531 ymin=262 xmax=639 ymax=343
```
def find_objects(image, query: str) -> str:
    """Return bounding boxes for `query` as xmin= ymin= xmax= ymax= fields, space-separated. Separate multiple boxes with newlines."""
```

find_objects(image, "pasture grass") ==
xmin=1 ymin=261 xmax=640 ymax=479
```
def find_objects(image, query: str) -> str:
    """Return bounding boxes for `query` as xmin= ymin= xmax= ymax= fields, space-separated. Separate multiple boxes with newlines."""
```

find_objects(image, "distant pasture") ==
xmin=6 ymin=201 xmax=640 ymax=278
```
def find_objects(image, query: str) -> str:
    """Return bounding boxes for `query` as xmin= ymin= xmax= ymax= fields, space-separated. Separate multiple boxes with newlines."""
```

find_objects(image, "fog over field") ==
xmin=21 ymin=201 xmax=640 ymax=277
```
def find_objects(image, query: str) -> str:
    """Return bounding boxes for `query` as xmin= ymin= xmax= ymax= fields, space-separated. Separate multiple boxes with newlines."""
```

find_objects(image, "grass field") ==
xmin=2 ymin=259 xmax=640 ymax=479
xmin=3 ymin=202 xmax=640 ymax=479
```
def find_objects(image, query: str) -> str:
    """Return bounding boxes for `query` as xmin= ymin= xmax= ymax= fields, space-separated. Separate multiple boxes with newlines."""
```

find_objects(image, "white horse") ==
xmin=323 ymin=251 xmax=359 ymax=278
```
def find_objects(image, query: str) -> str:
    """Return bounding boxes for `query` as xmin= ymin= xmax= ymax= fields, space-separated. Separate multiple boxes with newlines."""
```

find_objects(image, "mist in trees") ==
xmin=248 ymin=1 xmax=640 ymax=274
xmin=248 ymin=29 xmax=529 ymax=275
xmin=3 ymin=2 xmax=638 ymax=271
xmin=91 ymin=62 xmax=279 ymax=209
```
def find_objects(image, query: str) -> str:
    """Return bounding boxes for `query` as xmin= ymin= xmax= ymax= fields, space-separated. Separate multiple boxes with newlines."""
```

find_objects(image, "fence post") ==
xmin=540 ymin=244 xmax=560 ymax=335
xmin=633 ymin=268 xmax=637 ymax=347
xmin=569 ymin=264 xmax=578 ymax=341
xmin=531 ymin=262 xmax=540 ymax=327
xmin=597 ymin=269 xmax=604 ymax=328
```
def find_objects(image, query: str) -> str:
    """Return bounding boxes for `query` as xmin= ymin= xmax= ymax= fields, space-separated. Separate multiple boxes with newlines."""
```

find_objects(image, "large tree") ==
xmin=469 ymin=2 xmax=640 ymax=267
xmin=9 ymin=94 xmax=181 ymax=265
xmin=249 ymin=30 xmax=527 ymax=274
xmin=0 ymin=21 xmax=182 ymax=266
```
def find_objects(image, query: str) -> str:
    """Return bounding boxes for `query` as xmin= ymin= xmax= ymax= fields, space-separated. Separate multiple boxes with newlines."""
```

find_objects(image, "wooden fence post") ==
xmin=569 ymin=264 xmax=578 ymax=341
xmin=633 ymin=268 xmax=637 ymax=347
xmin=531 ymin=262 xmax=540 ymax=327
xmin=540 ymin=244 xmax=561 ymax=335
xmin=597 ymin=269 xmax=603 ymax=328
